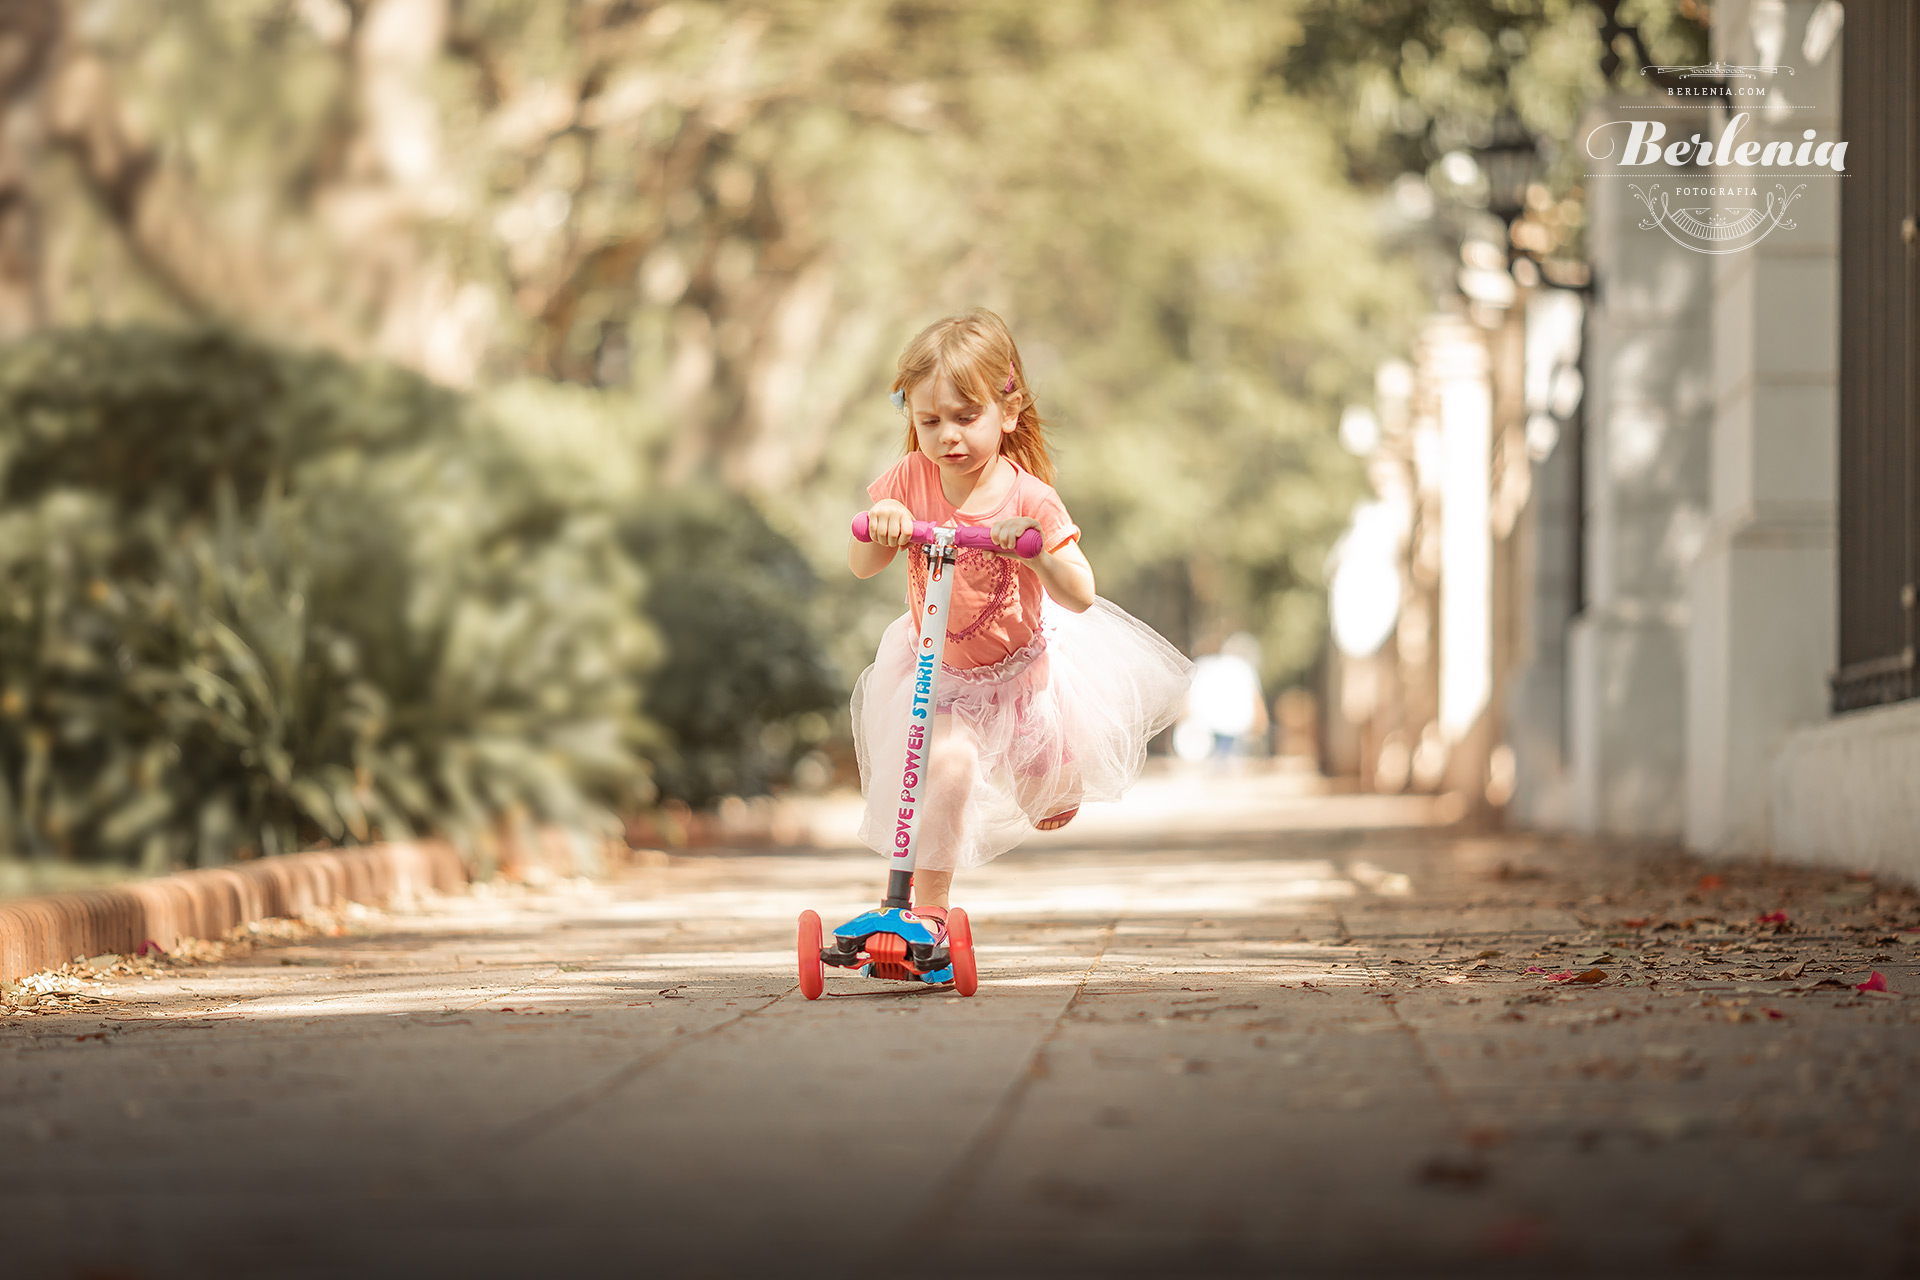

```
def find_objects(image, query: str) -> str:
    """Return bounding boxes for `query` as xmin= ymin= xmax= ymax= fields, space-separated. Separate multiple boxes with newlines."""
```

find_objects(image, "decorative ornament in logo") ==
xmin=1640 ymin=61 xmax=1793 ymax=91
xmin=1627 ymin=182 xmax=1806 ymax=255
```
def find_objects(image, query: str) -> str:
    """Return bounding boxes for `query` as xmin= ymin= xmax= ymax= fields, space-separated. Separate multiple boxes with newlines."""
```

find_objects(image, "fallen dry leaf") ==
xmin=1480 ymin=1214 xmax=1552 ymax=1257
xmin=1493 ymin=863 xmax=1548 ymax=882
xmin=1769 ymin=959 xmax=1809 ymax=981
xmin=1697 ymin=874 xmax=1727 ymax=891
xmin=1417 ymin=1155 xmax=1489 ymax=1188
xmin=1544 ymin=968 xmax=1608 ymax=984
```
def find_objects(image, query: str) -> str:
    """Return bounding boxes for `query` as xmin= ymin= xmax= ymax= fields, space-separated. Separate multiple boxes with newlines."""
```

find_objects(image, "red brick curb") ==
xmin=0 ymin=841 xmax=469 ymax=982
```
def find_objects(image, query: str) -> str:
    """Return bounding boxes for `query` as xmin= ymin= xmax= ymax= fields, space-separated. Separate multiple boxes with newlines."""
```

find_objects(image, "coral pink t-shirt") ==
xmin=867 ymin=451 xmax=1080 ymax=670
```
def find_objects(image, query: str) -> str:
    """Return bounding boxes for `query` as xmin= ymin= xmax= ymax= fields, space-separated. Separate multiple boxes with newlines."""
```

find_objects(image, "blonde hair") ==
xmin=890 ymin=308 xmax=1053 ymax=485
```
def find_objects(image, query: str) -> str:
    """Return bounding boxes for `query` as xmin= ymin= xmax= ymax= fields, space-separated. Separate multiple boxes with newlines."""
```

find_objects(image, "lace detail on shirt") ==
xmin=909 ymin=547 xmax=1019 ymax=642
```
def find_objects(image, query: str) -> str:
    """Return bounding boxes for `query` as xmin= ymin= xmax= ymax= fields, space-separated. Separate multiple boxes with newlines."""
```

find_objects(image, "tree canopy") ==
xmin=2 ymin=0 xmax=1430 ymax=686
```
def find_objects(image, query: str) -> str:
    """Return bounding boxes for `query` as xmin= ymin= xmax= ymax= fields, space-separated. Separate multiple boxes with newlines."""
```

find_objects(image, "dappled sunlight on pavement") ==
xmin=1055 ymin=760 xmax=1446 ymax=839
xmin=6 ymin=769 xmax=1920 ymax=1277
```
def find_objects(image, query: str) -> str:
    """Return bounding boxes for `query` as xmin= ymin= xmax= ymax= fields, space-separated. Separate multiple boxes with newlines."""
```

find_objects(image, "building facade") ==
xmin=1552 ymin=0 xmax=1912 ymax=874
xmin=1766 ymin=0 xmax=1920 ymax=873
xmin=1331 ymin=0 xmax=1918 ymax=878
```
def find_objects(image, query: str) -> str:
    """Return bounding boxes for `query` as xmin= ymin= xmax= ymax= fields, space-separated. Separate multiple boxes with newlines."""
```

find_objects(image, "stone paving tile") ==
xmin=3 ymin=773 xmax=1920 ymax=1277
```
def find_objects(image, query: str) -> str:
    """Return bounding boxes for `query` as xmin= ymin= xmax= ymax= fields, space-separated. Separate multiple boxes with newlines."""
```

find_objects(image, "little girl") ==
xmin=849 ymin=309 xmax=1192 ymax=931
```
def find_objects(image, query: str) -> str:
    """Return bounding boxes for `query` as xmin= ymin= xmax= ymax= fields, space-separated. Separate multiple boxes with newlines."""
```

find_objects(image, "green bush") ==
xmin=621 ymin=489 xmax=844 ymax=807
xmin=0 ymin=328 xmax=659 ymax=869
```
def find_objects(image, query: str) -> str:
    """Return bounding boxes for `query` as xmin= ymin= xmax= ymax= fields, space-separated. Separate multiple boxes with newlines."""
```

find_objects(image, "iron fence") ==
xmin=1834 ymin=0 xmax=1919 ymax=713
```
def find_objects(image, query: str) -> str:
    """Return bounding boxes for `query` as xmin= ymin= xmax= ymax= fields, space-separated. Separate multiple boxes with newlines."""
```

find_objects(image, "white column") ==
xmin=1566 ymin=99 xmax=1716 ymax=837
xmin=1505 ymin=288 xmax=1585 ymax=827
xmin=1687 ymin=0 xmax=1839 ymax=853
xmin=1429 ymin=319 xmax=1492 ymax=748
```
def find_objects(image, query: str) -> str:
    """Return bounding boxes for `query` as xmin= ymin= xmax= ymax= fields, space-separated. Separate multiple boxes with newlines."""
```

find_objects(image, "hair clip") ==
xmin=889 ymin=388 xmax=905 ymax=410
xmin=1004 ymin=361 xmax=1016 ymax=395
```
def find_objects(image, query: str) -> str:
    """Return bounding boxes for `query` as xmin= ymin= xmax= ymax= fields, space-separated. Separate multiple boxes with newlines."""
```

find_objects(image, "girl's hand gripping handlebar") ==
xmin=852 ymin=511 xmax=1044 ymax=559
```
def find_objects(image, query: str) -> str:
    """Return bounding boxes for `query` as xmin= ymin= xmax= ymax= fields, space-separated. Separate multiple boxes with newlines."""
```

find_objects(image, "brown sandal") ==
xmin=1035 ymin=806 xmax=1080 ymax=831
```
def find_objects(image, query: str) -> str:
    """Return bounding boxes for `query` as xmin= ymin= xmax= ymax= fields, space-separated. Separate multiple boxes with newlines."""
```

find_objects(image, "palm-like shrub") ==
xmin=0 ymin=328 xmax=658 ymax=869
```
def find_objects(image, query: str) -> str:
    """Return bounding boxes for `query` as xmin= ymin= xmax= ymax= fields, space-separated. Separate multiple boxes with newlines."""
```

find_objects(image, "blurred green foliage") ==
xmin=17 ymin=0 xmax=1427 ymax=695
xmin=0 ymin=2 xmax=1530 ymax=871
xmin=1275 ymin=0 xmax=1710 ymax=261
xmin=621 ymin=490 xmax=841 ymax=807
xmin=0 ymin=327 xmax=688 ymax=868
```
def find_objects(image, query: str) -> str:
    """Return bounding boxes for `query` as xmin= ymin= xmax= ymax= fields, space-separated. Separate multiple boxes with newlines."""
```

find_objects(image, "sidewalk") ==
xmin=4 ymin=772 xmax=1917 ymax=1277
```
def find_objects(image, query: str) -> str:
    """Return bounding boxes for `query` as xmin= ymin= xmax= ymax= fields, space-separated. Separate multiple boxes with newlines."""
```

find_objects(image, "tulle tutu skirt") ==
xmin=852 ymin=597 xmax=1193 ymax=870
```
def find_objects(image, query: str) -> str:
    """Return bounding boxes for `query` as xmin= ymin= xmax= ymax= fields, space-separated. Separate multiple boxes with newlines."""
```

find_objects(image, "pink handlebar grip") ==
xmin=852 ymin=512 xmax=1043 ymax=559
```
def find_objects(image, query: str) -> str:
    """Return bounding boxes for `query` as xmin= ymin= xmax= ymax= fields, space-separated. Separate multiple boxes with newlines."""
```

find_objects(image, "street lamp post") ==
xmin=1478 ymin=111 xmax=1540 ymax=244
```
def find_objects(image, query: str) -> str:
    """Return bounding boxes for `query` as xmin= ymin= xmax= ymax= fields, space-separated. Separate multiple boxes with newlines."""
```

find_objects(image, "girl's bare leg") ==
xmin=913 ymin=869 xmax=954 ymax=913
xmin=913 ymin=712 xmax=975 ymax=915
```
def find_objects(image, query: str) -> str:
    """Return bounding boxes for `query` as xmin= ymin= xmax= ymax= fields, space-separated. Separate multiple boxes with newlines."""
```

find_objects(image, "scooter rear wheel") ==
xmin=947 ymin=907 xmax=978 ymax=997
xmin=797 ymin=910 xmax=825 ymax=1000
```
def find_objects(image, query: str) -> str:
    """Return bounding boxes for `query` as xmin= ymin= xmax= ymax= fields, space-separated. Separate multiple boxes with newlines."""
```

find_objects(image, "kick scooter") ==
xmin=795 ymin=513 xmax=1044 ymax=999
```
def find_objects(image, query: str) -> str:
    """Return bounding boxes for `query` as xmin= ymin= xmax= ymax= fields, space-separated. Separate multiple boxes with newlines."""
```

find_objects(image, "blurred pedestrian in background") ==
xmin=1174 ymin=632 xmax=1268 ymax=765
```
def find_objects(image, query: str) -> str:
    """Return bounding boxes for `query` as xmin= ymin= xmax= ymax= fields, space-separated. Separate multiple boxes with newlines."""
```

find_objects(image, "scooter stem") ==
xmin=882 ymin=528 xmax=958 ymax=908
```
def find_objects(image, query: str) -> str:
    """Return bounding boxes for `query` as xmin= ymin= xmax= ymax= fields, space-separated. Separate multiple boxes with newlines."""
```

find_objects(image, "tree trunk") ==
xmin=0 ymin=0 xmax=62 ymax=337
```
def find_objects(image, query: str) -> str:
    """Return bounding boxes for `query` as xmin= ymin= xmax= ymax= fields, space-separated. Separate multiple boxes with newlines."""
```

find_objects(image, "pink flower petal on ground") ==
xmin=1525 ymin=966 xmax=1547 ymax=973
xmin=1757 ymin=911 xmax=1788 ymax=925
xmin=1542 ymin=971 xmax=1575 ymax=982
xmin=1764 ymin=1007 xmax=1787 ymax=1020
xmin=1856 ymin=971 xmax=1889 ymax=993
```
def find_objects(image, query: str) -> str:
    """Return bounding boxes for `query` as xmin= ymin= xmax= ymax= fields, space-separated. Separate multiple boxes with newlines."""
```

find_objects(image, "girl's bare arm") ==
xmin=850 ymin=498 xmax=912 ymax=578
xmin=990 ymin=517 xmax=1095 ymax=612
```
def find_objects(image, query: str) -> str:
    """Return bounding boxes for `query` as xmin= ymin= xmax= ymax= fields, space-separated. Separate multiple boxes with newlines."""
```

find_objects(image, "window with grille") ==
xmin=1834 ymin=1 xmax=1920 ymax=713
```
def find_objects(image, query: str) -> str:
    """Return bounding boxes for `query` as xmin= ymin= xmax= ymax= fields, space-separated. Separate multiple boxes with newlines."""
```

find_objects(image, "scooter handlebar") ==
xmin=852 ymin=511 xmax=1044 ymax=559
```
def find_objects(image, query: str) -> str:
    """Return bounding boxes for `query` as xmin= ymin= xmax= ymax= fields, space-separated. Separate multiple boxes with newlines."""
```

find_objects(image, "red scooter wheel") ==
xmin=797 ymin=910 xmax=825 ymax=1000
xmin=947 ymin=907 xmax=979 ymax=997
